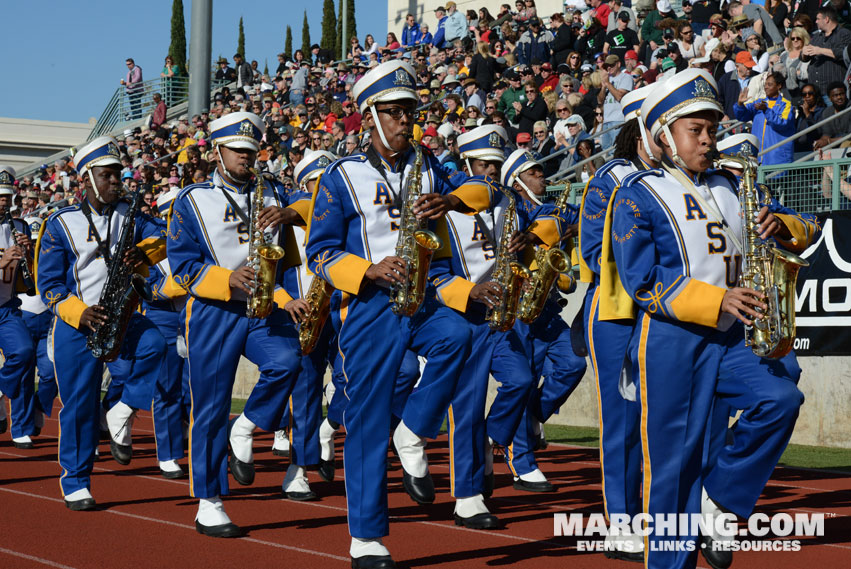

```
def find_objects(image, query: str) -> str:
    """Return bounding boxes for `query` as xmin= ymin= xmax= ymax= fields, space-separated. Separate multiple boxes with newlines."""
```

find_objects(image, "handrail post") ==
xmin=833 ymin=161 xmax=841 ymax=211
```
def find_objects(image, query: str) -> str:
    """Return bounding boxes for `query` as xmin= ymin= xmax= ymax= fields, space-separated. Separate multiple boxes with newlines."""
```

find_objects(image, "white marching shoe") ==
xmin=195 ymin=497 xmax=242 ymax=538
xmin=105 ymin=402 xmax=136 ymax=465
xmin=393 ymin=420 xmax=434 ymax=505
xmin=272 ymin=429 xmax=290 ymax=457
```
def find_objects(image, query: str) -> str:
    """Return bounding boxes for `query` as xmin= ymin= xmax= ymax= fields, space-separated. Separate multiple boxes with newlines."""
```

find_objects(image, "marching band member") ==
xmin=36 ymin=137 xmax=167 ymax=510
xmin=610 ymin=69 xmax=818 ymax=569
xmin=278 ymin=150 xmax=338 ymax=500
xmin=426 ymin=130 xmax=542 ymax=528
xmin=306 ymin=60 xmax=490 ymax=569
xmin=16 ymin=217 xmax=57 ymax=442
xmin=0 ymin=166 xmax=36 ymax=449
xmin=503 ymin=151 xmax=587 ymax=494
xmin=167 ymin=111 xmax=308 ymax=537
xmin=141 ymin=188 xmax=187 ymax=478
xmin=576 ymin=83 xmax=661 ymax=560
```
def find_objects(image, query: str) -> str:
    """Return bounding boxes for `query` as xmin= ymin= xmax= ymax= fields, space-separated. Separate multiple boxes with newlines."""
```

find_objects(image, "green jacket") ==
xmin=498 ymin=87 xmax=526 ymax=122
xmin=640 ymin=10 xmax=683 ymax=45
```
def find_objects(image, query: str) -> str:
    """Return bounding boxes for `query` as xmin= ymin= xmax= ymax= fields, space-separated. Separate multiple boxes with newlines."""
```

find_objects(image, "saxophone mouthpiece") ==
xmin=705 ymin=148 xmax=721 ymax=162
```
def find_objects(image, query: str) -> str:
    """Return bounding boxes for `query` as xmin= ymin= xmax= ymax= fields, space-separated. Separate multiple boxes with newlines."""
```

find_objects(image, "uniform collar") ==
xmin=214 ymin=169 xmax=251 ymax=194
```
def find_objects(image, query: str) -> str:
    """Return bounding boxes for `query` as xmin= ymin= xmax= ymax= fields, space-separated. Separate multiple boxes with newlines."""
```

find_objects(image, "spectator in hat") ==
xmin=597 ymin=54 xmax=632 ymax=149
xmin=604 ymin=11 xmax=640 ymax=64
xmin=215 ymin=57 xmax=235 ymax=82
xmin=514 ymin=79 xmax=548 ymax=134
xmin=575 ymin=18 xmax=606 ymax=63
xmin=606 ymin=0 xmax=638 ymax=33
xmin=718 ymin=51 xmax=759 ymax=119
xmin=728 ymin=1 xmax=784 ymax=47
xmin=516 ymin=17 xmax=554 ymax=65
xmin=537 ymin=62 xmax=559 ymax=92
xmin=462 ymin=78 xmax=485 ymax=111
xmin=641 ymin=0 xmax=677 ymax=62
xmin=432 ymin=6 xmax=449 ymax=49
xmin=444 ymin=2 xmax=468 ymax=45
xmin=498 ymin=70 xmax=526 ymax=122
xmin=515 ymin=131 xmax=532 ymax=150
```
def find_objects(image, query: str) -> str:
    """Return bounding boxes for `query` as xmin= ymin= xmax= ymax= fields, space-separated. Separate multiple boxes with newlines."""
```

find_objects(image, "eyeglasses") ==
xmin=682 ymin=30 xmax=693 ymax=35
xmin=792 ymin=37 xmax=803 ymax=41
xmin=802 ymin=91 xmax=816 ymax=97
xmin=525 ymin=89 xmax=536 ymax=94
xmin=485 ymin=105 xmax=495 ymax=110
xmin=595 ymin=112 xmax=603 ymax=116
xmin=534 ymin=131 xmax=546 ymax=135
xmin=557 ymin=108 xmax=569 ymax=113
xmin=570 ymin=55 xmax=579 ymax=60
xmin=376 ymin=107 xmax=416 ymax=119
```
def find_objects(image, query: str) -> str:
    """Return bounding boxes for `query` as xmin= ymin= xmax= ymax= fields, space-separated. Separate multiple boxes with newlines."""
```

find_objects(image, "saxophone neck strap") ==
xmin=366 ymin=145 xmax=403 ymax=206
xmin=217 ymin=178 xmax=252 ymax=228
xmin=80 ymin=198 xmax=115 ymax=265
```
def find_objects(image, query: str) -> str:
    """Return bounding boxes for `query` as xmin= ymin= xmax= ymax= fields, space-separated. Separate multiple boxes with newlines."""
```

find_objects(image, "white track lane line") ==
xmin=0 ymin=547 xmax=79 ymax=569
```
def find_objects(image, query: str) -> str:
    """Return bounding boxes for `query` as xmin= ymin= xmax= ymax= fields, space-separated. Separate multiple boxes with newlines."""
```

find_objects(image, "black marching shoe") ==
xmin=195 ymin=520 xmax=243 ymax=538
xmin=160 ymin=468 xmax=185 ymax=480
xmin=700 ymin=536 xmax=733 ymax=569
xmin=350 ymin=555 xmax=395 ymax=569
xmin=65 ymin=497 xmax=97 ymax=511
xmin=109 ymin=440 xmax=132 ymax=465
xmin=13 ymin=439 xmax=34 ymax=450
xmin=317 ymin=459 xmax=335 ymax=482
xmin=284 ymin=489 xmax=317 ymax=501
xmin=513 ymin=478 xmax=554 ymax=492
xmin=402 ymin=471 xmax=435 ymax=504
xmin=0 ymin=417 xmax=7 ymax=434
xmin=229 ymin=450 xmax=255 ymax=486
xmin=454 ymin=512 xmax=500 ymax=530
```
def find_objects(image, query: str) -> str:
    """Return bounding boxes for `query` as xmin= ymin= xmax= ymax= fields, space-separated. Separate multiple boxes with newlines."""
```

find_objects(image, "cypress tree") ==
xmin=285 ymin=25 xmax=293 ymax=57
xmin=168 ymin=0 xmax=187 ymax=75
xmin=301 ymin=11 xmax=311 ymax=57
xmin=237 ymin=16 xmax=246 ymax=57
xmin=321 ymin=0 xmax=337 ymax=53
xmin=346 ymin=0 xmax=357 ymax=50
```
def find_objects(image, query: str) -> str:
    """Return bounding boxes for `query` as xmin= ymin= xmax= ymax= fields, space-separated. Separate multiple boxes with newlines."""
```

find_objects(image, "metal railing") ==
xmin=758 ymin=156 xmax=851 ymax=213
xmin=88 ymin=74 xmax=230 ymax=140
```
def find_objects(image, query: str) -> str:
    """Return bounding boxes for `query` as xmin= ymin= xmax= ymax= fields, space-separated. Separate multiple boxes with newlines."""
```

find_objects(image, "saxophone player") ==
xmin=609 ymin=69 xmax=820 ymax=569
xmin=575 ymin=83 xmax=663 ymax=561
xmin=166 ymin=112 xmax=309 ymax=537
xmin=35 ymin=137 xmax=167 ymax=510
xmin=0 ymin=166 xmax=36 ymax=449
xmin=305 ymin=60 xmax=492 ymax=569
xmin=499 ymin=150 xmax=588 ymax=494
xmin=274 ymin=150 xmax=338 ymax=500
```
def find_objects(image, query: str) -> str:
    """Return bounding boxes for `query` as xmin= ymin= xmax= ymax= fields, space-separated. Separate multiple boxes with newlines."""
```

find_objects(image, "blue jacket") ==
xmin=733 ymin=94 xmax=796 ymax=165
xmin=402 ymin=23 xmax=421 ymax=46
xmin=433 ymin=16 xmax=448 ymax=48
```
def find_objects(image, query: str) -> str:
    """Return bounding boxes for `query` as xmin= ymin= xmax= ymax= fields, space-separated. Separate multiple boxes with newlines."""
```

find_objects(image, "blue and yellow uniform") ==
xmin=611 ymin=70 xmax=821 ymax=569
xmin=35 ymin=137 xmax=167 ymax=505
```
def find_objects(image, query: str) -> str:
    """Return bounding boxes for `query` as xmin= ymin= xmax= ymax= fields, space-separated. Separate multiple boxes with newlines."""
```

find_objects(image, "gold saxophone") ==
xmin=487 ymin=187 xmax=532 ymax=331
xmin=517 ymin=186 xmax=574 ymax=323
xmin=390 ymin=139 xmax=442 ymax=316
xmin=246 ymin=169 xmax=285 ymax=319
xmin=298 ymin=274 xmax=334 ymax=354
xmin=721 ymin=152 xmax=808 ymax=359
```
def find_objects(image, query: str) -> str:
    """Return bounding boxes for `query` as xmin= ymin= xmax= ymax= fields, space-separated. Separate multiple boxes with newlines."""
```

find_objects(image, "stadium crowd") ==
xmin=10 ymin=0 xmax=851 ymax=218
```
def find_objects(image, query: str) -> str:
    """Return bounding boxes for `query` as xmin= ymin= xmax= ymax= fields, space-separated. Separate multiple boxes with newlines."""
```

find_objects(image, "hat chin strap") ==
xmin=87 ymin=171 xmax=104 ymax=203
xmin=216 ymin=144 xmax=250 ymax=184
xmin=638 ymin=117 xmax=657 ymax=162
xmin=661 ymin=122 xmax=689 ymax=171
xmin=370 ymin=105 xmax=403 ymax=158
xmin=464 ymin=158 xmax=473 ymax=175
xmin=516 ymin=177 xmax=543 ymax=206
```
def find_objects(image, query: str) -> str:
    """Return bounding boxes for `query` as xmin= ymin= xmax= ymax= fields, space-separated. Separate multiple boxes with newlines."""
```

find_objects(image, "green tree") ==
xmin=237 ymin=16 xmax=245 ymax=57
xmin=301 ymin=11 xmax=311 ymax=57
xmin=321 ymin=0 xmax=337 ymax=53
xmin=168 ymin=0 xmax=187 ymax=75
xmin=264 ymin=59 xmax=269 ymax=75
xmin=285 ymin=25 xmax=293 ymax=56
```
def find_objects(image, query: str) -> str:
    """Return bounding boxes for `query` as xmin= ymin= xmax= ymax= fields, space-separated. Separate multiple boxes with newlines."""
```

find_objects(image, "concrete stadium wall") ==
xmin=231 ymin=281 xmax=851 ymax=449
xmin=0 ymin=117 xmax=93 ymax=171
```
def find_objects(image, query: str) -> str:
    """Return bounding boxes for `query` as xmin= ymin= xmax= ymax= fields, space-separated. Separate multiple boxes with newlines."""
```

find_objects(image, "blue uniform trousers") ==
xmin=583 ymin=286 xmax=641 ymax=520
xmin=0 ymin=303 xmax=34 ymax=404
xmin=337 ymin=285 xmax=471 ymax=539
xmin=7 ymin=308 xmax=41 ymax=438
xmin=53 ymin=313 xmax=164 ymax=496
xmin=145 ymin=305 xmax=186 ymax=462
xmin=184 ymin=298 xmax=300 ymax=499
xmin=447 ymin=308 xmax=535 ymax=498
xmin=631 ymin=313 xmax=803 ymax=569
xmin=507 ymin=298 xmax=586 ymax=477
xmin=282 ymin=323 xmax=337 ymax=468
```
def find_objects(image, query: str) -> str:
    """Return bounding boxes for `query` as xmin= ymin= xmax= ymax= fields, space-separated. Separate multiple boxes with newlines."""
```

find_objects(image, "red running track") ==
xmin=1 ymin=405 xmax=850 ymax=569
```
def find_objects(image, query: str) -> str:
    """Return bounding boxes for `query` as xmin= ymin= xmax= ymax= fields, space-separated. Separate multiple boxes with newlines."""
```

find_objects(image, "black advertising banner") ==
xmin=794 ymin=211 xmax=851 ymax=356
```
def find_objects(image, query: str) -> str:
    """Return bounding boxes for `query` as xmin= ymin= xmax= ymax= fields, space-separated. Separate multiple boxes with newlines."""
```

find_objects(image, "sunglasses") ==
xmin=595 ymin=112 xmax=603 ymax=116
xmin=525 ymin=89 xmax=536 ymax=93
xmin=534 ymin=131 xmax=546 ymax=135
xmin=485 ymin=106 xmax=495 ymax=110
xmin=792 ymin=37 xmax=803 ymax=41
xmin=376 ymin=107 xmax=416 ymax=119
xmin=557 ymin=108 xmax=570 ymax=113
xmin=802 ymin=91 xmax=816 ymax=96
